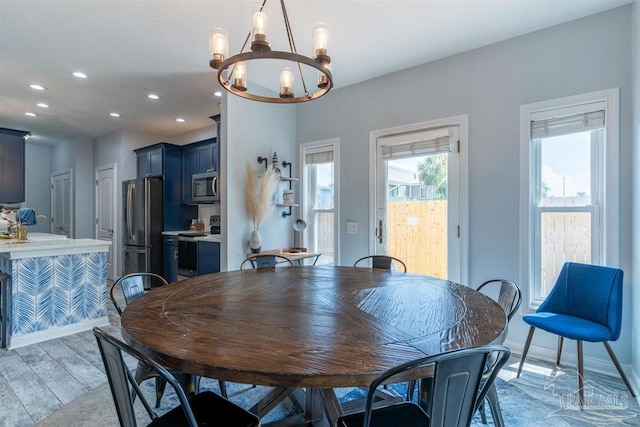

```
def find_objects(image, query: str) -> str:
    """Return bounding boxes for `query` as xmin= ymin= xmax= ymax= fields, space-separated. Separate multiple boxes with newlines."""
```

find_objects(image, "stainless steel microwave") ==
xmin=192 ymin=171 xmax=218 ymax=203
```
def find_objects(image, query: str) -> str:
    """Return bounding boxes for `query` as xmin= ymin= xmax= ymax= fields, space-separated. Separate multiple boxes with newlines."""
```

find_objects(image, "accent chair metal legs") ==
xmin=517 ymin=326 xmax=636 ymax=410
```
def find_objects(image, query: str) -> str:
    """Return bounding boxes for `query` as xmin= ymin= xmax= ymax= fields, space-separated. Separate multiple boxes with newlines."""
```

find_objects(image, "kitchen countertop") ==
xmin=0 ymin=233 xmax=110 ymax=259
xmin=162 ymin=231 xmax=221 ymax=242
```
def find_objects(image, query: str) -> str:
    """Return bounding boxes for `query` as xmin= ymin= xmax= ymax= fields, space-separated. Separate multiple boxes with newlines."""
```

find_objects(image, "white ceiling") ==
xmin=0 ymin=0 xmax=631 ymax=146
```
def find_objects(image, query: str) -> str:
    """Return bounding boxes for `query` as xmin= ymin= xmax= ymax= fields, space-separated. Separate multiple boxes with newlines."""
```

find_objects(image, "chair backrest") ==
xmin=110 ymin=272 xmax=169 ymax=316
xmin=476 ymin=279 xmax=522 ymax=321
xmin=363 ymin=345 xmax=510 ymax=427
xmin=353 ymin=255 xmax=407 ymax=272
xmin=538 ymin=262 xmax=623 ymax=339
xmin=93 ymin=326 xmax=198 ymax=427
xmin=240 ymin=254 xmax=294 ymax=270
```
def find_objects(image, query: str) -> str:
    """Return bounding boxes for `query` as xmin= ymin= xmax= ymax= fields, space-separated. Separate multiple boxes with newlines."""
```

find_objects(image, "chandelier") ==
xmin=209 ymin=0 xmax=333 ymax=103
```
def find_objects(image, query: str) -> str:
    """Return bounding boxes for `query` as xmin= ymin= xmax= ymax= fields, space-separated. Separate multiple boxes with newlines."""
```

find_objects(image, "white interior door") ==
xmin=96 ymin=164 xmax=117 ymax=281
xmin=51 ymin=169 xmax=73 ymax=237
xmin=372 ymin=121 xmax=465 ymax=282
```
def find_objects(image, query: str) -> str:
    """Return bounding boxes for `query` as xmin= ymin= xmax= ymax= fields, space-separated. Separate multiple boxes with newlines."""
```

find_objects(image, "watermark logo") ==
xmin=543 ymin=369 xmax=637 ymax=425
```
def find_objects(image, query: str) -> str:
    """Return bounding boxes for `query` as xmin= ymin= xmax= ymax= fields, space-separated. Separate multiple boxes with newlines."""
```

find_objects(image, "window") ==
xmin=520 ymin=89 xmax=619 ymax=310
xmin=301 ymin=139 xmax=339 ymax=265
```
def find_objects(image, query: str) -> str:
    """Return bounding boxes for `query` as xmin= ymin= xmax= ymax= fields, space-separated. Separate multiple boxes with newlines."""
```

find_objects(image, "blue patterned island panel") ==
xmin=3 ymin=252 xmax=107 ymax=336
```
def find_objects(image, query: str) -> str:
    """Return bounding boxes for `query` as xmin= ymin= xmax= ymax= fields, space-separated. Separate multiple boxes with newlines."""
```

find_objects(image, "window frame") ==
xmin=519 ymin=89 xmax=619 ymax=311
xmin=299 ymin=138 xmax=340 ymax=265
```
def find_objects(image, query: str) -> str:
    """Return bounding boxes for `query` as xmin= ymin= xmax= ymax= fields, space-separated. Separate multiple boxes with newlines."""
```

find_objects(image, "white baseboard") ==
xmin=8 ymin=316 xmax=110 ymax=349
xmin=504 ymin=338 xmax=639 ymax=403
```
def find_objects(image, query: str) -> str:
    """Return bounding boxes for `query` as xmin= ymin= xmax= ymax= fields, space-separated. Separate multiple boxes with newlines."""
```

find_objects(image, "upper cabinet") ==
xmin=136 ymin=146 xmax=164 ymax=177
xmin=195 ymin=143 xmax=217 ymax=174
xmin=0 ymin=128 xmax=30 ymax=204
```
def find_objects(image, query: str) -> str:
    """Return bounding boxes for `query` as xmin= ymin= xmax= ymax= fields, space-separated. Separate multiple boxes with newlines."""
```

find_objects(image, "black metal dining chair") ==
xmin=93 ymin=327 xmax=260 ymax=427
xmin=337 ymin=345 xmax=511 ymax=427
xmin=353 ymin=255 xmax=407 ymax=272
xmin=109 ymin=272 xmax=227 ymax=406
xmin=474 ymin=279 xmax=521 ymax=426
xmin=240 ymin=254 xmax=294 ymax=270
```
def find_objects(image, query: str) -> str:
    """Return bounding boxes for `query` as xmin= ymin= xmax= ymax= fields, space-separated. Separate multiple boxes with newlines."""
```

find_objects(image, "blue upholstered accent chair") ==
xmin=516 ymin=262 xmax=635 ymax=405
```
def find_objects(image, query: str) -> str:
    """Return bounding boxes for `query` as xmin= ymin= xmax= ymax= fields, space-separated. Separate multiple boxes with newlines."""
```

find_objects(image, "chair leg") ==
xmin=155 ymin=378 xmax=167 ymax=408
xmin=517 ymin=326 xmax=536 ymax=377
xmin=577 ymin=341 xmax=584 ymax=410
xmin=478 ymin=399 xmax=488 ymax=424
xmin=485 ymin=383 xmax=505 ymax=427
xmin=603 ymin=342 xmax=637 ymax=397
xmin=219 ymin=380 xmax=228 ymax=399
xmin=556 ymin=336 xmax=564 ymax=366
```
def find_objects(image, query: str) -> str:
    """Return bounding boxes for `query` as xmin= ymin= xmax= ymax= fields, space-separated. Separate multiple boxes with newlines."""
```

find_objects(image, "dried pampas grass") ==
xmin=245 ymin=164 xmax=279 ymax=230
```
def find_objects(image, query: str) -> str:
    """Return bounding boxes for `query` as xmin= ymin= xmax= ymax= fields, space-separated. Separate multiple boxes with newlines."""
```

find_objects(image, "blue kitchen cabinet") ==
xmin=198 ymin=241 xmax=220 ymax=275
xmin=0 ymin=128 xmax=30 ymax=204
xmin=163 ymin=235 xmax=178 ymax=283
xmin=135 ymin=143 xmax=197 ymax=231
xmin=181 ymin=147 xmax=197 ymax=204
xmin=136 ymin=147 xmax=163 ymax=177
xmin=196 ymin=142 xmax=217 ymax=173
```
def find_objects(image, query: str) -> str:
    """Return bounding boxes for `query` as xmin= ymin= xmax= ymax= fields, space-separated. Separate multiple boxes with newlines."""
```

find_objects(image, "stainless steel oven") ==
xmin=177 ymin=236 xmax=198 ymax=277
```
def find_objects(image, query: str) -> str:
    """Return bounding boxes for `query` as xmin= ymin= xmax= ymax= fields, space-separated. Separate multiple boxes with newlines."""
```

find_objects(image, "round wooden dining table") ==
xmin=121 ymin=266 xmax=507 ymax=426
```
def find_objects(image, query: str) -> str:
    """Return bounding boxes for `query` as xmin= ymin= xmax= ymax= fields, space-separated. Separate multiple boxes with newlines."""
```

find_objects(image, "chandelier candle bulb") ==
xmin=231 ymin=61 xmax=248 ymax=91
xmin=251 ymin=10 xmax=271 ymax=51
xmin=312 ymin=22 xmax=331 ymax=64
xmin=209 ymin=28 xmax=228 ymax=69
xmin=279 ymin=67 xmax=294 ymax=98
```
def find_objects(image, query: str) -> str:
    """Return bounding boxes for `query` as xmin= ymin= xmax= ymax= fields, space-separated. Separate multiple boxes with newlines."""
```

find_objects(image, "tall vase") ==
xmin=249 ymin=229 xmax=262 ymax=253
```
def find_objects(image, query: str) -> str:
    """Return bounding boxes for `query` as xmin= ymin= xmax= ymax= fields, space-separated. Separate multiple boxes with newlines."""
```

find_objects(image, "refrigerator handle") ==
xmin=145 ymin=178 xmax=151 ymax=247
xmin=212 ymin=175 xmax=218 ymax=197
xmin=126 ymin=184 xmax=133 ymax=240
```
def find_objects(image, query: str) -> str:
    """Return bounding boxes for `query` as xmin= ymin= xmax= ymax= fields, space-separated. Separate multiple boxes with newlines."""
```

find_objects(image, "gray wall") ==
xmin=222 ymin=93 xmax=296 ymax=271
xmin=24 ymin=143 xmax=51 ymax=233
xmin=295 ymin=6 xmax=634 ymax=376
xmin=632 ymin=0 xmax=640 ymax=382
xmin=49 ymin=138 xmax=95 ymax=238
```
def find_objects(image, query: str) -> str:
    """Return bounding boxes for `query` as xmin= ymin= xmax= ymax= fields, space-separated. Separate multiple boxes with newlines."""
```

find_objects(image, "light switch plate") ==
xmin=346 ymin=221 xmax=358 ymax=234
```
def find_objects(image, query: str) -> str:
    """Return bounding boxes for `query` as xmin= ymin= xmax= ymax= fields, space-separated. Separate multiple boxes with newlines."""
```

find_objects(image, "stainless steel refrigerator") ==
xmin=122 ymin=177 xmax=163 ymax=278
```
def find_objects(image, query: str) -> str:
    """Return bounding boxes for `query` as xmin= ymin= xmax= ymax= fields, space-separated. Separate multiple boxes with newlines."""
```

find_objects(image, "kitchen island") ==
xmin=0 ymin=233 xmax=111 ymax=348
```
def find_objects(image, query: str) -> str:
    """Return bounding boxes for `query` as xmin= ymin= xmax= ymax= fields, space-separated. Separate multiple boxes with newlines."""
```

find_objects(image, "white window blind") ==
xmin=531 ymin=110 xmax=605 ymax=139
xmin=305 ymin=148 xmax=334 ymax=165
xmin=379 ymin=128 xmax=452 ymax=160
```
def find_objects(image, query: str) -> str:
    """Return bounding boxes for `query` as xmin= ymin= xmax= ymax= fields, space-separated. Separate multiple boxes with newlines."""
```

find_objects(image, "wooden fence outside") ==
xmin=387 ymin=200 xmax=448 ymax=278
xmin=386 ymin=202 xmax=590 ymax=290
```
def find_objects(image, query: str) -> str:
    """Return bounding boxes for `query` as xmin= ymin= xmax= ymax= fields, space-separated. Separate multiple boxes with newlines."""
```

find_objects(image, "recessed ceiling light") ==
xmin=147 ymin=93 xmax=160 ymax=100
xmin=72 ymin=71 xmax=88 ymax=79
xmin=214 ymin=91 xmax=222 ymax=97
xmin=175 ymin=118 xmax=185 ymax=123
xmin=36 ymin=103 xmax=50 ymax=108
xmin=110 ymin=112 xmax=121 ymax=117
xmin=30 ymin=84 xmax=46 ymax=91
xmin=25 ymin=112 xmax=37 ymax=117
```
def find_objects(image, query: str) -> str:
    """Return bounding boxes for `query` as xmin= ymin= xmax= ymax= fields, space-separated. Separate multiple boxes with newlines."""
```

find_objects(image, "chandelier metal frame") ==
xmin=210 ymin=0 xmax=333 ymax=104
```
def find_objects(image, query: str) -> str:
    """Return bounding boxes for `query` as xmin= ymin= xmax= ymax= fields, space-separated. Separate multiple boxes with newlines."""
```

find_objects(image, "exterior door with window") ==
xmin=374 ymin=125 xmax=461 ymax=281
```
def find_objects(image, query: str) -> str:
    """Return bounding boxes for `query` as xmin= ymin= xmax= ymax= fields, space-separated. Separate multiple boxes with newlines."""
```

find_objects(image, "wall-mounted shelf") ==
xmin=256 ymin=154 xmax=297 ymax=218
